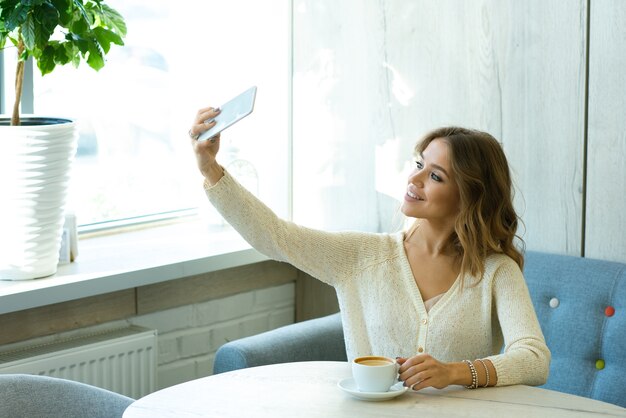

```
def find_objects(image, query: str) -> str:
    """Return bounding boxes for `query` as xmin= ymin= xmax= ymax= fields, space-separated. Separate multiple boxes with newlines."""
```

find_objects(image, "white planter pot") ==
xmin=0 ymin=117 xmax=78 ymax=280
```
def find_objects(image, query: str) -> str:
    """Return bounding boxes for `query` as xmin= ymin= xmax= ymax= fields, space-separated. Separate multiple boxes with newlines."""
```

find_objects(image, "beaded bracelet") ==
xmin=476 ymin=359 xmax=490 ymax=388
xmin=463 ymin=360 xmax=478 ymax=389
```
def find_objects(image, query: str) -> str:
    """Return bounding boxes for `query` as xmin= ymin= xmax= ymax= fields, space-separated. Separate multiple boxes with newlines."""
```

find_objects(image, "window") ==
xmin=1 ymin=0 xmax=290 ymax=230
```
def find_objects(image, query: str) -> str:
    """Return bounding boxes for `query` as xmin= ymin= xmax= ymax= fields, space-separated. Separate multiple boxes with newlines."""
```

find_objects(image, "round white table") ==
xmin=123 ymin=361 xmax=626 ymax=417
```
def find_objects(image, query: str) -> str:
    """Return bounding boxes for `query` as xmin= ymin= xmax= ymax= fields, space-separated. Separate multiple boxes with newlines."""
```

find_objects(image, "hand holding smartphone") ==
xmin=198 ymin=86 xmax=257 ymax=142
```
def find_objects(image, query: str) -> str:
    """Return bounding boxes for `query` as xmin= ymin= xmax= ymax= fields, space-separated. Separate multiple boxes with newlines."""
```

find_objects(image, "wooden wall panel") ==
xmin=293 ymin=0 xmax=587 ymax=254
xmin=585 ymin=0 xmax=626 ymax=262
xmin=384 ymin=0 xmax=587 ymax=254
xmin=492 ymin=2 xmax=587 ymax=255
xmin=296 ymin=271 xmax=339 ymax=322
xmin=0 ymin=262 xmax=299 ymax=345
xmin=137 ymin=261 xmax=298 ymax=314
xmin=0 ymin=290 xmax=135 ymax=346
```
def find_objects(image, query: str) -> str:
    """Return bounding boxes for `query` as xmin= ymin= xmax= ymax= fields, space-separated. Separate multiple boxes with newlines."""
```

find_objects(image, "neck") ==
xmin=405 ymin=220 xmax=456 ymax=256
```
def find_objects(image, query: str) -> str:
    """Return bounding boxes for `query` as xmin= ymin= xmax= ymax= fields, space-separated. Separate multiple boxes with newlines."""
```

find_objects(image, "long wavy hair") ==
xmin=415 ymin=127 xmax=524 ymax=281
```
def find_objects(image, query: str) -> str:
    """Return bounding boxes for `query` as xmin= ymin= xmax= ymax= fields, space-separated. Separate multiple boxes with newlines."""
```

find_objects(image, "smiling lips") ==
xmin=406 ymin=186 xmax=424 ymax=201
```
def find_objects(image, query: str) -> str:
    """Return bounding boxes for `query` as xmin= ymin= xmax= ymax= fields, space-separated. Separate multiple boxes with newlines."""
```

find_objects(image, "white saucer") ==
xmin=337 ymin=378 xmax=408 ymax=401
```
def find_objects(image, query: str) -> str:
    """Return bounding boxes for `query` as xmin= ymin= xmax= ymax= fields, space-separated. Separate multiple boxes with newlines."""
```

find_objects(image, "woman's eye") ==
xmin=430 ymin=172 xmax=442 ymax=182
xmin=415 ymin=161 xmax=423 ymax=169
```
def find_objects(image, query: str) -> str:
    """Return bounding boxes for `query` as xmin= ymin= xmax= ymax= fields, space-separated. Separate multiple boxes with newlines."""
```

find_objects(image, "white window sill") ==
xmin=0 ymin=218 xmax=267 ymax=315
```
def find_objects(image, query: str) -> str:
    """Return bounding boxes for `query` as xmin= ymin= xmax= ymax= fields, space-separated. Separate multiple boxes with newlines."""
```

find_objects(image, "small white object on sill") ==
xmin=58 ymin=212 xmax=78 ymax=265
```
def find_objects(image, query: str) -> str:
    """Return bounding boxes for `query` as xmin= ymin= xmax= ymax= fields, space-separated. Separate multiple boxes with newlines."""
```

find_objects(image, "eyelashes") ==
xmin=414 ymin=160 xmax=443 ymax=182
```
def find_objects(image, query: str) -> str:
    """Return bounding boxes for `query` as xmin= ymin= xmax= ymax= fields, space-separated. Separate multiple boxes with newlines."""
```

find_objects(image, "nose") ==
xmin=408 ymin=168 xmax=425 ymax=187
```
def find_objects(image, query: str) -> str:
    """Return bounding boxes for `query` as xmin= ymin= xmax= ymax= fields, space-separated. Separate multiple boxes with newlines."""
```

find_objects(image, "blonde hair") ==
xmin=415 ymin=127 xmax=524 ymax=281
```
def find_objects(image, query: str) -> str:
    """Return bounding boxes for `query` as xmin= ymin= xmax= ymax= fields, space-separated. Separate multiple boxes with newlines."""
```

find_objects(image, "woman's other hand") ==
xmin=189 ymin=106 xmax=223 ymax=185
xmin=397 ymin=354 xmax=457 ymax=391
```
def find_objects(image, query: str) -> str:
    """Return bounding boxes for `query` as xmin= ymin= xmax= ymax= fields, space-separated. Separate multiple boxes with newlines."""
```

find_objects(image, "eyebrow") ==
xmin=418 ymin=152 xmax=450 ymax=177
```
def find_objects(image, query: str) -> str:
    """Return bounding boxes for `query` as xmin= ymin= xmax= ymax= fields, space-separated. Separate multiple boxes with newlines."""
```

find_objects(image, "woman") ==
xmin=189 ymin=107 xmax=550 ymax=391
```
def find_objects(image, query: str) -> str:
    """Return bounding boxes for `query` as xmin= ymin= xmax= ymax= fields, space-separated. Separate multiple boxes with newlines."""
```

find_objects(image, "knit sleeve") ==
xmin=204 ymin=170 xmax=371 ymax=285
xmin=485 ymin=259 xmax=551 ymax=386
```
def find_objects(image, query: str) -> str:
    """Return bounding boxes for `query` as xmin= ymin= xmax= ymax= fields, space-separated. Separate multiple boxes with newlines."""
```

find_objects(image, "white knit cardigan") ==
xmin=205 ymin=171 xmax=550 ymax=386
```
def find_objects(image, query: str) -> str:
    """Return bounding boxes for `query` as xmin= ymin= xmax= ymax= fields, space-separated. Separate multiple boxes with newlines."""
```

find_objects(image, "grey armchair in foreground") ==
xmin=0 ymin=374 xmax=134 ymax=418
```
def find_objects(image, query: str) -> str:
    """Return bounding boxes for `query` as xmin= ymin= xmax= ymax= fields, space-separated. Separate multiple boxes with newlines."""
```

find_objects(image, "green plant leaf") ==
xmin=65 ymin=41 xmax=81 ymax=67
xmin=66 ymin=32 xmax=89 ymax=54
xmin=86 ymin=36 xmax=104 ymax=70
xmin=1 ymin=0 xmax=21 ymax=25
xmin=35 ymin=3 xmax=59 ymax=34
xmin=21 ymin=13 xmax=36 ymax=50
xmin=50 ymin=0 xmax=72 ymax=26
xmin=37 ymin=44 xmax=56 ymax=74
xmin=92 ymin=26 xmax=109 ymax=52
xmin=54 ymin=41 xmax=70 ymax=64
xmin=70 ymin=14 xmax=89 ymax=34
xmin=71 ymin=0 xmax=91 ymax=27
xmin=92 ymin=26 xmax=122 ymax=53
xmin=33 ymin=4 xmax=58 ymax=50
xmin=97 ymin=3 xmax=126 ymax=36
xmin=6 ymin=3 xmax=30 ymax=31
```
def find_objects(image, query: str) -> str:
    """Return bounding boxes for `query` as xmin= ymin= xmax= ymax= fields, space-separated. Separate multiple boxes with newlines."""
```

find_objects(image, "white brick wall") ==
xmin=130 ymin=282 xmax=295 ymax=390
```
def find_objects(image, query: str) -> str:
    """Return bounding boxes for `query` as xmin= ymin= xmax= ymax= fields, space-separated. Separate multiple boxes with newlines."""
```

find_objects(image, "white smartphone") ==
xmin=197 ymin=86 xmax=257 ymax=142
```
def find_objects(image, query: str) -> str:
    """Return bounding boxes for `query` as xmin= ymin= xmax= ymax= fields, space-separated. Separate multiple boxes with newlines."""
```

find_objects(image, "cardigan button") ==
xmin=418 ymin=346 xmax=424 ymax=353
xmin=549 ymin=297 xmax=559 ymax=308
xmin=422 ymin=318 xmax=428 ymax=325
xmin=605 ymin=306 xmax=615 ymax=317
xmin=596 ymin=359 xmax=605 ymax=370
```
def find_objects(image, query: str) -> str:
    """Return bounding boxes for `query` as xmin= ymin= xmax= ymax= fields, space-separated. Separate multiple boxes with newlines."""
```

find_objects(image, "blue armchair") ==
xmin=213 ymin=310 xmax=346 ymax=374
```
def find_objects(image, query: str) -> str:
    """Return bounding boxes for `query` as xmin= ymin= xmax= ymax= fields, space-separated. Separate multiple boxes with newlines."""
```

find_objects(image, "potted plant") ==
xmin=0 ymin=0 xmax=126 ymax=280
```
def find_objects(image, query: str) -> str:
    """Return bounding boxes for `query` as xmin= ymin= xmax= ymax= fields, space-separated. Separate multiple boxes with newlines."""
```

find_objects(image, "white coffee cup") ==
xmin=352 ymin=355 xmax=399 ymax=392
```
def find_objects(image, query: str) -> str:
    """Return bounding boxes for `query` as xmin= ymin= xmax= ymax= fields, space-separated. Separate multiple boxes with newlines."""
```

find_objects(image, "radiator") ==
xmin=0 ymin=326 xmax=157 ymax=399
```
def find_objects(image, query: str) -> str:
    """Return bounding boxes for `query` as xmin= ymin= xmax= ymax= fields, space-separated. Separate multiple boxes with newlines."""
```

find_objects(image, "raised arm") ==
xmin=188 ymin=106 xmax=374 ymax=285
xmin=204 ymin=170 xmax=371 ymax=286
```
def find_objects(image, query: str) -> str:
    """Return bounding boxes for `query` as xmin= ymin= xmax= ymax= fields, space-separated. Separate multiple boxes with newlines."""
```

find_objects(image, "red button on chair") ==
xmin=605 ymin=306 xmax=615 ymax=317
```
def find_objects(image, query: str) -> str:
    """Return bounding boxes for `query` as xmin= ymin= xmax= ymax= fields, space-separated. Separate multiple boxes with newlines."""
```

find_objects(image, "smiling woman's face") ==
xmin=401 ymin=138 xmax=460 ymax=225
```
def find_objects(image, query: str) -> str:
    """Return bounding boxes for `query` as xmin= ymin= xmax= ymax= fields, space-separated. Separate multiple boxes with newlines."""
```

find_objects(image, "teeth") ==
xmin=407 ymin=190 xmax=417 ymax=199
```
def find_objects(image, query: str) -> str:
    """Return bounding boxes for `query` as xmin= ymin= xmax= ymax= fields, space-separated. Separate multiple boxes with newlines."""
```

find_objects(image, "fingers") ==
xmin=196 ymin=107 xmax=221 ymax=125
xmin=399 ymin=356 xmax=429 ymax=381
xmin=408 ymin=377 xmax=433 ymax=392
xmin=189 ymin=107 xmax=221 ymax=143
xmin=196 ymin=106 xmax=220 ymax=118
xmin=398 ymin=354 xmax=430 ymax=374
xmin=189 ymin=120 xmax=217 ymax=142
xmin=401 ymin=367 xmax=433 ymax=389
xmin=398 ymin=354 xmax=444 ymax=390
